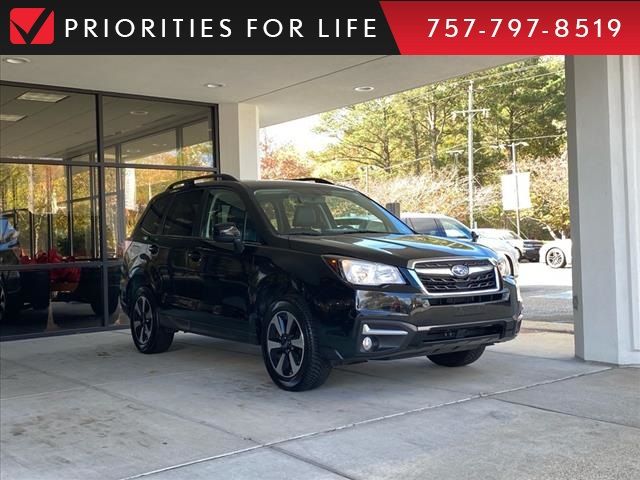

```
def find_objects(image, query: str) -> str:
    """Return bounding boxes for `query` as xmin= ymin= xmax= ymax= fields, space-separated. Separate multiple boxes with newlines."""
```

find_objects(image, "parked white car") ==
xmin=475 ymin=228 xmax=525 ymax=261
xmin=539 ymin=239 xmax=572 ymax=268
xmin=401 ymin=213 xmax=519 ymax=277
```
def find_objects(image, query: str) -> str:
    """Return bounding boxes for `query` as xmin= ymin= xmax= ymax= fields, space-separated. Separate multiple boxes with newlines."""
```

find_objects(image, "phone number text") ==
xmin=426 ymin=18 xmax=621 ymax=39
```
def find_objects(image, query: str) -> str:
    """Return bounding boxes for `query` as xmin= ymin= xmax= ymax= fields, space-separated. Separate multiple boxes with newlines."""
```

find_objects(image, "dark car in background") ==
xmin=121 ymin=175 xmax=523 ymax=391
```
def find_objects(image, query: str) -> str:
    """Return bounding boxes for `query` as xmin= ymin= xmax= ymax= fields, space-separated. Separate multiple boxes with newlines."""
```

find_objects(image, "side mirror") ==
xmin=213 ymin=223 xmax=244 ymax=253
xmin=471 ymin=231 xmax=479 ymax=242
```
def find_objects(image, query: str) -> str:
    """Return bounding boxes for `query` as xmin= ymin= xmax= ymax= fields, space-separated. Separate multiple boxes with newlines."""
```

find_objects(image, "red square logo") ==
xmin=9 ymin=8 xmax=54 ymax=45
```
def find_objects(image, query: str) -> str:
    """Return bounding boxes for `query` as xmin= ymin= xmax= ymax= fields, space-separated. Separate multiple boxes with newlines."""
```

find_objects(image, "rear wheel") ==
xmin=130 ymin=287 xmax=174 ymax=354
xmin=427 ymin=346 xmax=485 ymax=367
xmin=261 ymin=297 xmax=331 ymax=391
xmin=546 ymin=248 xmax=566 ymax=269
xmin=0 ymin=280 xmax=6 ymax=322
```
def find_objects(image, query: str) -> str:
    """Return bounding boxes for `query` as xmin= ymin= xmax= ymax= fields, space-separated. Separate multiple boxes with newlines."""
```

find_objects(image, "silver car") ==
xmin=401 ymin=213 xmax=519 ymax=277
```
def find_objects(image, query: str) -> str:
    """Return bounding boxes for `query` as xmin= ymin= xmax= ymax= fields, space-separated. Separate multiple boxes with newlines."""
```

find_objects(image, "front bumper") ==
xmin=321 ymin=277 xmax=523 ymax=363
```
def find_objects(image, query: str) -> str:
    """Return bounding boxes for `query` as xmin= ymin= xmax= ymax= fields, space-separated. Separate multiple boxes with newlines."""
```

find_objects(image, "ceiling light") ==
xmin=18 ymin=91 xmax=68 ymax=103
xmin=354 ymin=86 xmax=375 ymax=92
xmin=2 ymin=57 xmax=30 ymax=64
xmin=204 ymin=83 xmax=225 ymax=88
xmin=129 ymin=110 xmax=149 ymax=116
xmin=0 ymin=114 xmax=26 ymax=122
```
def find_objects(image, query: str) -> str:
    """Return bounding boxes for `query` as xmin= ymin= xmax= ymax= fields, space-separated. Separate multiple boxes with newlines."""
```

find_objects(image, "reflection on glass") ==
xmin=0 ymin=266 xmax=113 ymax=337
xmin=104 ymin=168 xmax=205 ymax=257
xmin=0 ymin=85 xmax=96 ymax=162
xmin=0 ymin=164 xmax=100 ymax=262
xmin=102 ymin=96 xmax=213 ymax=167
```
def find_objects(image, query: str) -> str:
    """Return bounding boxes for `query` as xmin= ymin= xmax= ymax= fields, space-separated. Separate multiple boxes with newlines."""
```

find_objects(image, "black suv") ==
xmin=121 ymin=175 xmax=522 ymax=391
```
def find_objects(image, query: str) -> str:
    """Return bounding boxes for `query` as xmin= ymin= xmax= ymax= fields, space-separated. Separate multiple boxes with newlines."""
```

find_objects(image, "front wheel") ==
xmin=545 ymin=248 xmax=567 ymax=269
xmin=427 ymin=346 xmax=485 ymax=367
xmin=130 ymin=287 xmax=174 ymax=354
xmin=261 ymin=297 xmax=331 ymax=391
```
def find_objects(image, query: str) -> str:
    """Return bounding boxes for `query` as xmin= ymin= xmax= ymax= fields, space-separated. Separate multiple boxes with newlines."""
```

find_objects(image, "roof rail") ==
xmin=291 ymin=177 xmax=334 ymax=185
xmin=166 ymin=173 xmax=238 ymax=191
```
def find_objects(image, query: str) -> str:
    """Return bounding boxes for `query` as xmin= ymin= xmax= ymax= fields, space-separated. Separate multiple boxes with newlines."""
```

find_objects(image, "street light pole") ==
xmin=510 ymin=142 xmax=521 ymax=237
xmin=453 ymin=81 xmax=488 ymax=229
xmin=467 ymin=81 xmax=474 ymax=228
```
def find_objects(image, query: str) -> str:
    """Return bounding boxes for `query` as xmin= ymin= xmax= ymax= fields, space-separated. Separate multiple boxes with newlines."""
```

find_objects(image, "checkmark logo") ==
xmin=9 ymin=8 xmax=55 ymax=45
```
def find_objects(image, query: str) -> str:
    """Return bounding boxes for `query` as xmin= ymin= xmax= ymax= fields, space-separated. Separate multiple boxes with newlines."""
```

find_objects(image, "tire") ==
xmin=515 ymin=248 xmax=523 ymax=262
xmin=0 ymin=280 xmax=6 ymax=323
xmin=90 ymin=291 xmax=119 ymax=318
xmin=545 ymin=247 xmax=567 ymax=269
xmin=261 ymin=297 xmax=332 ymax=391
xmin=130 ymin=286 xmax=174 ymax=354
xmin=427 ymin=346 xmax=486 ymax=367
xmin=30 ymin=271 xmax=51 ymax=310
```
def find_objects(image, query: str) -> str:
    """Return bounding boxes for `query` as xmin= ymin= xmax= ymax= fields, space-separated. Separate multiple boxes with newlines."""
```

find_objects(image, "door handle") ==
xmin=148 ymin=244 xmax=159 ymax=255
xmin=188 ymin=250 xmax=202 ymax=262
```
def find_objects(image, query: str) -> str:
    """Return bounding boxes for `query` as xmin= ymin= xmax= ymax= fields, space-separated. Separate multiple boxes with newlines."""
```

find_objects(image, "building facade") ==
xmin=0 ymin=82 xmax=218 ymax=338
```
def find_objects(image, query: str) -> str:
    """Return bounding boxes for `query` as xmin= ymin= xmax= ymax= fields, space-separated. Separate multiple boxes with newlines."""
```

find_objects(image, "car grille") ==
xmin=412 ymin=258 xmax=499 ymax=296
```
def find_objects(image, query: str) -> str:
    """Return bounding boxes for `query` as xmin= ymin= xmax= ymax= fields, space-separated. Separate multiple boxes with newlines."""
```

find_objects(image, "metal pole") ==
xmin=511 ymin=142 xmax=521 ymax=237
xmin=467 ymin=81 xmax=475 ymax=228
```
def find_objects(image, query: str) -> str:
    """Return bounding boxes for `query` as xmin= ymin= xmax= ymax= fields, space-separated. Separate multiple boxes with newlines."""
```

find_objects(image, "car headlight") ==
xmin=327 ymin=258 xmax=406 ymax=286
xmin=496 ymin=255 xmax=510 ymax=277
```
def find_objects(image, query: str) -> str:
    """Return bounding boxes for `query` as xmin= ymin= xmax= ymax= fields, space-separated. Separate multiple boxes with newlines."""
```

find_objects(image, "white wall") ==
xmin=218 ymin=103 xmax=260 ymax=180
xmin=566 ymin=55 xmax=640 ymax=365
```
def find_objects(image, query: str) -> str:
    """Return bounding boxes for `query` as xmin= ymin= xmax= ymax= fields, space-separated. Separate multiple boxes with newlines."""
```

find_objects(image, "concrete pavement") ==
xmin=1 ymin=330 xmax=638 ymax=480
xmin=519 ymin=262 xmax=574 ymax=325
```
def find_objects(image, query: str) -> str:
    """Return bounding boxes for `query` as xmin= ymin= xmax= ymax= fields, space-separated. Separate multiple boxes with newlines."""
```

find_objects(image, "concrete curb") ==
xmin=521 ymin=320 xmax=574 ymax=334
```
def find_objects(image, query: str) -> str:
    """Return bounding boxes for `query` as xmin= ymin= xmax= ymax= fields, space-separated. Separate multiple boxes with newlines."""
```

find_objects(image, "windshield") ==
xmin=254 ymin=187 xmax=413 ymax=236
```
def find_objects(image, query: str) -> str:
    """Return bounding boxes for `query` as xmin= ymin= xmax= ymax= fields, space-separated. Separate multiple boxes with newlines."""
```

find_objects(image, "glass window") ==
xmin=102 ymin=97 xmax=213 ymax=167
xmin=408 ymin=217 xmax=441 ymax=236
xmin=254 ymin=187 xmax=412 ymax=236
xmin=0 ymin=163 xmax=99 ymax=262
xmin=162 ymin=191 xmax=202 ymax=237
xmin=439 ymin=218 xmax=472 ymax=240
xmin=0 ymin=86 xmax=96 ymax=163
xmin=139 ymin=194 xmax=171 ymax=235
xmin=202 ymin=190 xmax=257 ymax=241
xmin=104 ymin=168 xmax=207 ymax=257
xmin=259 ymin=199 xmax=279 ymax=229
xmin=0 ymin=265 xmax=110 ymax=336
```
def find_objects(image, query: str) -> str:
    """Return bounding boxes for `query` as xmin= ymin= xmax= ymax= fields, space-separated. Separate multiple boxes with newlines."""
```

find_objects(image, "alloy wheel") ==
xmin=547 ymin=249 xmax=565 ymax=268
xmin=132 ymin=295 xmax=154 ymax=345
xmin=267 ymin=311 xmax=305 ymax=378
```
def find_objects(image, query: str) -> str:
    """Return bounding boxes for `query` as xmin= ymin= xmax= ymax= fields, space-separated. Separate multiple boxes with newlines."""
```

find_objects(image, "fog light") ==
xmin=362 ymin=336 xmax=373 ymax=352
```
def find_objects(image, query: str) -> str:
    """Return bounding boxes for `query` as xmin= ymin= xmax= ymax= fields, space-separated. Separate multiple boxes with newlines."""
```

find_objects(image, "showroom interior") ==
xmin=0 ymin=55 xmax=638 ymax=365
xmin=0 ymin=84 xmax=218 ymax=336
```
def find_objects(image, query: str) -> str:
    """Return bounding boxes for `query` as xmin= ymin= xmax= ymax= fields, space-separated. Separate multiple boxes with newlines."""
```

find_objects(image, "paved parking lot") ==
xmin=519 ymin=262 xmax=573 ymax=324
xmin=2 ymin=329 xmax=638 ymax=480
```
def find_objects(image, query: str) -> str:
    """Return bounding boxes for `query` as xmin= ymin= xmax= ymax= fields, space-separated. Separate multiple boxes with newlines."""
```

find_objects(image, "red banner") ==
xmin=381 ymin=1 xmax=640 ymax=54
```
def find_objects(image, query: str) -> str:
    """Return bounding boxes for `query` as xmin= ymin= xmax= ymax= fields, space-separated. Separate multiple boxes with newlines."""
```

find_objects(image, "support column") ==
xmin=566 ymin=55 xmax=640 ymax=365
xmin=218 ymin=103 xmax=259 ymax=180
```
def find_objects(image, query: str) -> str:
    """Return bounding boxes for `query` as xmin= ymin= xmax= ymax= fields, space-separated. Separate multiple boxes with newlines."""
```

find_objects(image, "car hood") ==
xmin=287 ymin=233 xmax=498 ymax=268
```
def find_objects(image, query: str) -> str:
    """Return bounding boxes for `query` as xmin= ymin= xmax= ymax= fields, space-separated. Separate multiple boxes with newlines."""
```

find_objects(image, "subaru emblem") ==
xmin=451 ymin=264 xmax=470 ymax=278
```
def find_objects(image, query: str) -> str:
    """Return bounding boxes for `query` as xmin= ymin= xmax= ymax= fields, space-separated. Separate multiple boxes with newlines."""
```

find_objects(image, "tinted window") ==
xmin=162 ymin=191 xmax=202 ymax=237
xmin=408 ymin=217 xmax=440 ymax=236
xmin=140 ymin=195 xmax=171 ymax=234
xmin=202 ymin=190 xmax=258 ymax=242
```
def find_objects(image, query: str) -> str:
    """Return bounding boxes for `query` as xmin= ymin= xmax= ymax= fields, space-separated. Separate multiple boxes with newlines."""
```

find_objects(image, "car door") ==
xmin=189 ymin=188 xmax=256 ymax=341
xmin=158 ymin=189 xmax=205 ymax=331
